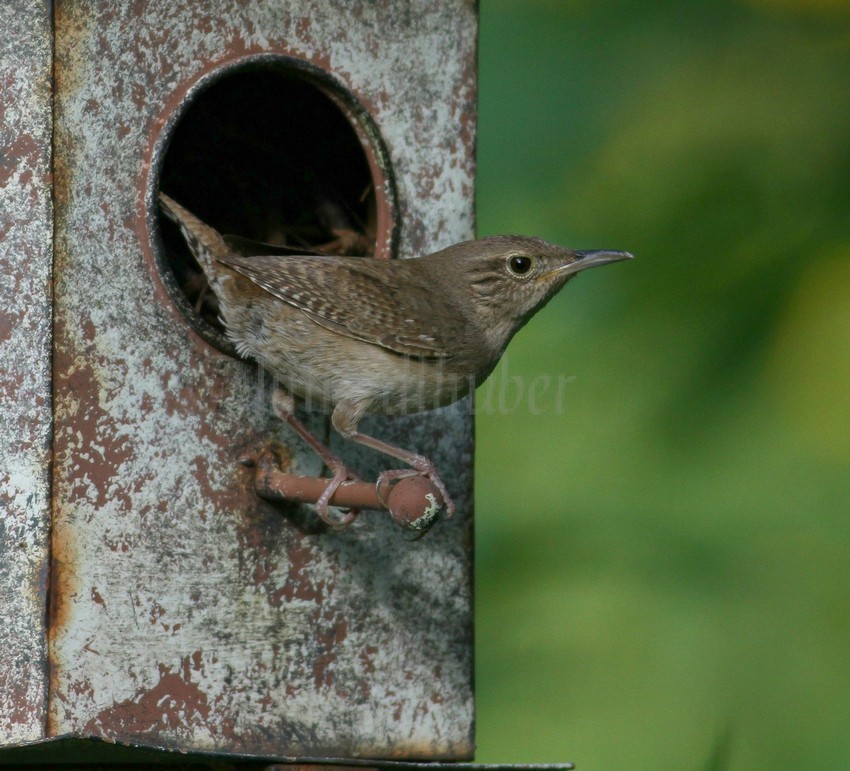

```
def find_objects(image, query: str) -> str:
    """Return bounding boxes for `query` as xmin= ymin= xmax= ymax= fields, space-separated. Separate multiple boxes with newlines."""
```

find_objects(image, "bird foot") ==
xmin=376 ymin=466 xmax=455 ymax=519
xmin=315 ymin=461 xmax=362 ymax=528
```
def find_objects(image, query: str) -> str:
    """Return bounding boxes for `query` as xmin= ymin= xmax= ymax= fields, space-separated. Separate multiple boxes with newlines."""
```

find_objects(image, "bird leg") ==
xmin=331 ymin=399 xmax=455 ymax=518
xmin=271 ymin=388 xmax=360 ymax=526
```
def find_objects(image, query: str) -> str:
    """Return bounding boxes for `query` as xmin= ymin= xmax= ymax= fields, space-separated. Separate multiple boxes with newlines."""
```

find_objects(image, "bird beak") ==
xmin=549 ymin=249 xmax=634 ymax=279
xmin=571 ymin=249 xmax=634 ymax=274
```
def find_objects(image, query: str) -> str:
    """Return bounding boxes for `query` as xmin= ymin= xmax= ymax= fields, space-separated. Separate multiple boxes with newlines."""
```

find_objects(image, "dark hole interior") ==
xmin=156 ymin=65 xmax=379 ymax=346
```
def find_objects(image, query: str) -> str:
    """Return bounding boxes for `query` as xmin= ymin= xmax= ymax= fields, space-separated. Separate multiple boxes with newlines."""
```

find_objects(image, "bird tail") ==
xmin=158 ymin=192 xmax=228 ymax=282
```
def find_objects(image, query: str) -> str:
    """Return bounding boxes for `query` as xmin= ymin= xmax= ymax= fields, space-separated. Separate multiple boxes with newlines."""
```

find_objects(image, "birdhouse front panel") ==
xmin=50 ymin=0 xmax=476 ymax=758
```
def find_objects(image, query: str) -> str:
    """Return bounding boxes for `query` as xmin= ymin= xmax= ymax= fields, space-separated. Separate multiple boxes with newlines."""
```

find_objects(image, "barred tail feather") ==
xmin=158 ymin=192 xmax=228 ymax=283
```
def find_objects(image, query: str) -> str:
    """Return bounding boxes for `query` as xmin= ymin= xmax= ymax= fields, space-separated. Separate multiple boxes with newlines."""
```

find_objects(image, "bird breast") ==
xmin=223 ymin=297 xmax=475 ymax=415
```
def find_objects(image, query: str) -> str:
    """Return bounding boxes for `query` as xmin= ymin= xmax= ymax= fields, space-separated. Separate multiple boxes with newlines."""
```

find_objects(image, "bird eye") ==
xmin=507 ymin=254 xmax=533 ymax=276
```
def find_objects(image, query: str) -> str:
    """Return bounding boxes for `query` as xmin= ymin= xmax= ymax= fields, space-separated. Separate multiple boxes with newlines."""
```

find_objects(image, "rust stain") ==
xmin=0 ymin=307 xmax=24 ymax=346
xmin=311 ymin=618 xmax=348 ymax=692
xmin=0 ymin=132 xmax=43 ymax=187
xmin=46 ymin=520 xmax=78 ymax=737
xmin=0 ymin=674 xmax=40 ymax=730
xmin=83 ymin=661 xmax=212 ymax=741
xmin=53 ymin=317 xmax=136 ymax=512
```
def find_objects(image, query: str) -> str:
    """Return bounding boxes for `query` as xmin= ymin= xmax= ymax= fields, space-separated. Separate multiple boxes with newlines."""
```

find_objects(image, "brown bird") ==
xmin=159 ymin=192 xmax=632 ymax=527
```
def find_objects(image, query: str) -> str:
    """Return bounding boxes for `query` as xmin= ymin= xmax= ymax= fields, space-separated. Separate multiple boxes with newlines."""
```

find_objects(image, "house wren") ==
xmin=158 ymin=193 xmax=632 ymax=526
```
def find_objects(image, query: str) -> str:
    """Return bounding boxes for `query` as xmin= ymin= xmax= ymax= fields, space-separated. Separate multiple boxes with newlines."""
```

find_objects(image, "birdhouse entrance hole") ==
xmin=153 ymin=57 xmax=397 ymax=352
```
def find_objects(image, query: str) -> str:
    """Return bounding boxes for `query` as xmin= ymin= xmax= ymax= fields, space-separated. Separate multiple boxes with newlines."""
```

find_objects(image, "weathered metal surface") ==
xmin=0 ymin=734 xmax=574 ymax=769
xmin=50 ymin=0 xmax=476 ymax=760
xmin=0 ymin=0 xmax=53 ymax=747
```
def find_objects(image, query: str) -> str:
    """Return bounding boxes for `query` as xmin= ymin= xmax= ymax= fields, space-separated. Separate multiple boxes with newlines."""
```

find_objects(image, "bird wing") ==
xmin=216 ymin=253 xmax=463 ymax=358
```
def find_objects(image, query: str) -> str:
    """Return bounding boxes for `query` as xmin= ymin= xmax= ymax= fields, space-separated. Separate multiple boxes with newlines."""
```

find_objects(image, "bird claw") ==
xmin=315 ymin=463 xmax=362 ymax=527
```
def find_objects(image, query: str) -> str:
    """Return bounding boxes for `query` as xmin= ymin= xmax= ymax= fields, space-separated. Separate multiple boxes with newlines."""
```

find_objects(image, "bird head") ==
xmin=457 ymin=236 xmax=633 ymax=347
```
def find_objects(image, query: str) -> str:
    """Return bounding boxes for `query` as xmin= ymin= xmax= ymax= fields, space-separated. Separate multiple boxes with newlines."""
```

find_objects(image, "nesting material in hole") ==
xmin=156 ymin=63 xmax=389 ymax=347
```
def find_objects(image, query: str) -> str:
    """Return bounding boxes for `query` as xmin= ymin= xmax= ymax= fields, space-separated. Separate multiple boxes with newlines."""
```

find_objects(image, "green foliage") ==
xmin=474 ymin=1 xmax=850 ymax=768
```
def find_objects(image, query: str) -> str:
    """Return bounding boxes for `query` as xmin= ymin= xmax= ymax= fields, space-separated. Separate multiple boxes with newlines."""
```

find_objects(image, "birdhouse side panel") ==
xmin=0 ymin=0 xmax=53 ymax=747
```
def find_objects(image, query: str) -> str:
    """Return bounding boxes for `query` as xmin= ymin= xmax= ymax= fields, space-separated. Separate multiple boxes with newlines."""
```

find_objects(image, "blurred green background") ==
xmin=473 ymin=0 xmax=850 ymax=768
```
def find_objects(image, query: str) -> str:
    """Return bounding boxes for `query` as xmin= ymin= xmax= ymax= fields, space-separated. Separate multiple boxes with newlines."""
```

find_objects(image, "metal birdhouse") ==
xmin=2 ymin=1 xmax=481 ymax=764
